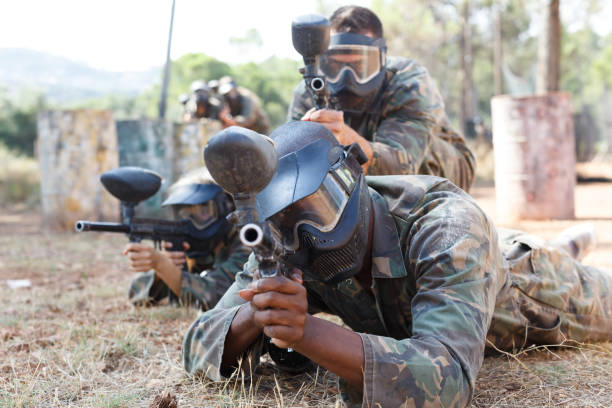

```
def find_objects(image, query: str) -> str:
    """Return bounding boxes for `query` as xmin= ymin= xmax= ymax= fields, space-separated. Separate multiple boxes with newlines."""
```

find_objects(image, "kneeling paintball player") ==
xmin=124 ymin=168 xmax=250 ymax=310
xmin=182 ymin=122 xmax=612 ymax=407
xmin=289 ymin=6 xmax=476 ymax=191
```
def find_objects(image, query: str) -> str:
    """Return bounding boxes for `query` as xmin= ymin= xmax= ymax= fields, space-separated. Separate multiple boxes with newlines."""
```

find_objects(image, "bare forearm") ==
xmin=153 ymin=257 xmax=183 ymax=297
xmin=221 ymin=303 xmax=262 ymax=370
xmin=293 ymin=315 xmax=364 ymax=389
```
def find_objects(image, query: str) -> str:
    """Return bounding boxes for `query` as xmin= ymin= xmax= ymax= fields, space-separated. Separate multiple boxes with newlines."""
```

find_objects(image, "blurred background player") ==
xmin=180 ymin=80 xmax=224 ymax=122
xmin=217 ymin=75 xmax=270 ymax=134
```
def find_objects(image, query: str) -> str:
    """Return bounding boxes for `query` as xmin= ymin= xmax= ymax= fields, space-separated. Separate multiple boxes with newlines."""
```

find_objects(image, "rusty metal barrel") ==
xmin=491 ymin=92 xmax=575 ymax=223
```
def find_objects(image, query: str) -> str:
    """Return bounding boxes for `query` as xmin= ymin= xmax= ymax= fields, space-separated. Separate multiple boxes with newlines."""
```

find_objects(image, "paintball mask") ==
xmin=188 ymin=80 xmax=218 ymax=119
xmin=318 ymin=33 xmax=386 ymax=112
xmin=257 ymin=137 xmax=370 ymax=285
xmin=162 ymin=183 xmax=234 ymax=258
xmin=190 ymin=80 xmax=209 ymax=93
xmin=219 ymin=76 xmax=241 ymax=115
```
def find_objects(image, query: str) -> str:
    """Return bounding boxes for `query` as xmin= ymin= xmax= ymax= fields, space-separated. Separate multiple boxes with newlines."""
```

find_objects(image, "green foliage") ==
xmin=593 ymin=33 xmax=612 ymax=89
xmin=0 ymin=142 xmax=40 ymax=207
xmin=4 ymin=0 xmax=612 ymax=158
xmin=67 ymin=93 xmax=150 ymax=120
xmin=370 ymin=0 xmax=612 ymax=147
xmin=171 ymin=53 xmax=233 ymax=93
xmin=68 ymin=53 xmax=301 ymax=129
xmin=0 ymin=88 xmax=47 ymax=156
xmin=232 ymin=57 xmax=301 ymax=127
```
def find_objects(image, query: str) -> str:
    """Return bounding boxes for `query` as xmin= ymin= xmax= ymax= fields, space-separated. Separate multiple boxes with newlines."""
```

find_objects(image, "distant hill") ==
xmin=0 ymin=48 xmax=161 ymax=103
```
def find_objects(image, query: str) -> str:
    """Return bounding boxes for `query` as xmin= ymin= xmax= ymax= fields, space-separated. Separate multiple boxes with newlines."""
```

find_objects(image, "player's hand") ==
xmin=160 ymin=241 xmax=189 ymax=268
xmin=218 ymin=105 xmax=237 ymax=127
xmin=239 ymin=269 xmax=307 ymax=348
xmin=122 ymin=243 xmax=162 ymax=272
xmin=301 ymin=108 xmax=346 ymax=141
xmin=301 ymin=108 xmax=373 ymax=172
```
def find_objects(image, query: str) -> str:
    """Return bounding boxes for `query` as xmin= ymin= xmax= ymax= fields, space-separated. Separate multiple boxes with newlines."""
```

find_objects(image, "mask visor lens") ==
xmin=318 ymin=45 xmax=382 ymax=84
xmin=177 ymin=201 xmax=217 ymax=230
xmin=270 ymin=173 xmax=349 ymax=249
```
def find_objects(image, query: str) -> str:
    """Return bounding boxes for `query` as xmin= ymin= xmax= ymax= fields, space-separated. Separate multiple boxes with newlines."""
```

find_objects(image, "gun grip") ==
xmin=167 ymin=239 xmax=185 ymax=252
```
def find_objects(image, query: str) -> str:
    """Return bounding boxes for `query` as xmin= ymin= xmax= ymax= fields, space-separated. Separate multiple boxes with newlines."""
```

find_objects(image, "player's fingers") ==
xmin=253 ymin=309 xmax=306 ymax=328
xmin=255 ymin=276 xmax=304 ymax=295
xmin=251 ymin=291 xmax=307 ymax=313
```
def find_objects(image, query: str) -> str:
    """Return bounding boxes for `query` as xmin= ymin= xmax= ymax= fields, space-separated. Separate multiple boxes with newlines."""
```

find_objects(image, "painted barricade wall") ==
xmin=37 ymin=112 xmax=223 ymax=230
xmin=173 ymin=119 xmax=222 ymax=177
xmin=116 ymin=119 xmax=175 ymax=218
xmin=36 ymin=110 xmax=119 ymax=230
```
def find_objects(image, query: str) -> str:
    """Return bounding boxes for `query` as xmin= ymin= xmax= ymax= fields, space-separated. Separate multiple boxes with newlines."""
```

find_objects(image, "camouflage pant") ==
xmin=487 ymin=230 xmax=612 ymax=351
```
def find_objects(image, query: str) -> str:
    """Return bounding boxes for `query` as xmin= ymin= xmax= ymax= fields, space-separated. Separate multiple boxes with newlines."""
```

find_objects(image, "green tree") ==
xmin=0 ymin=88 xmax=47 ymax=156
xmin=232 ymin=57 xmax=301 ymax=128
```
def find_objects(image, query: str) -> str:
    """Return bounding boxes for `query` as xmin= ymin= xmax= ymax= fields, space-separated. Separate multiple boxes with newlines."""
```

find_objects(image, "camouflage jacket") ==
xmin=181 ymin=176 xmax=612 ymax=407
xmin=288 ymin=57 xmax=476 ymax=191
xmin=231 ymin=87 xmax=271 ymax=135
xmin=128 ymin=230 xmax=251 ymax=311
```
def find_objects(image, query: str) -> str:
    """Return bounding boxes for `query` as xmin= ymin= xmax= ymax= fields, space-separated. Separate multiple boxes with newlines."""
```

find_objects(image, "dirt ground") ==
xmin=1 ymin=180 xmax=612 ymax=407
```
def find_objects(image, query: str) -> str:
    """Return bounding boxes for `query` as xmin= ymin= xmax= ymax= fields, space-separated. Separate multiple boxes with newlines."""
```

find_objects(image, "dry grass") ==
xmin=0 ymin=144 xmax=39 ymax=207
xmin=2 ymin=179 xmax=612 ymax=407
xmin=0 ymin=209 xmax=339 ymax=407
xmin=469 ymin=180 xmax=612 ymax=407
xmin=473 ymin=342 xmax=612 ymax=407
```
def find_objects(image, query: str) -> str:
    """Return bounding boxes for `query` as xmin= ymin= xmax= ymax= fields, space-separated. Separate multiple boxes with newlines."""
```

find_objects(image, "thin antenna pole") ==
xmin=158 ymin=0 xmax=176 ymax=119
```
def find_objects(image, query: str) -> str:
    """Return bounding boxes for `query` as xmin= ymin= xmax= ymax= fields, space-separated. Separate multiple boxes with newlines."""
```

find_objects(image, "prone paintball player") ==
xmin=180 ymin=80 xmax=224 ymax=122
xmin=182 ymin=122 xmax=612 ymax=408
xmin=124 ymin=168 xmax=250 ymax=310
xmin=289 ymin=6 xmax=476 ymax=191
xmin=216 ymin=76 xmax=271 ymax=134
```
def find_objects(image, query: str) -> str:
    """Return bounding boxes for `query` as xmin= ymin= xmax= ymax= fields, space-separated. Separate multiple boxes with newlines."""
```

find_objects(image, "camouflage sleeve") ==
xmin=180 ymin=242 xmax=251 ymax=310
xmin=128 ymin=270 xmax=170 ymax=305
xmin=367 ymin=114 xmax=430 ymax=176
xmin=182 ymin=253 xmax=265 ymax=379
xmin=429 ymin=117 xmax=476 ymax=192
xmin=287 ymin=82 xmax=311 ymax=122
xmin=368 ymin=64 xmax=475 ymax=191
xmin=234 ymin=90 xmax=258 ymax=128
xmin=366 ymin=64 xmax=438 ymax=176
xmin=349 ymin=191 xmax=502 ymax=407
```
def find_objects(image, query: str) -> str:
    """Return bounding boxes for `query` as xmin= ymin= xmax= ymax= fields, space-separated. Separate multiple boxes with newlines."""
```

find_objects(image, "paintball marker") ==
xmin=204 ymin=126 xmax=288 ymax=278
xmin=75 ymin=166 xmax=212 ymax=257
xmin=206 ymin=126 xmax=316 ymax=364
xmin=292 ymin=14 xmax=335 ymax=110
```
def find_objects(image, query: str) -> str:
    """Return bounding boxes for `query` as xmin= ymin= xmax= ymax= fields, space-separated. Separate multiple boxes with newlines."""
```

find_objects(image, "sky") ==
xmin=1 ymin=0 xmax=611 ymax=73
xmin=0 ymin=0 xmax=367 ymax=72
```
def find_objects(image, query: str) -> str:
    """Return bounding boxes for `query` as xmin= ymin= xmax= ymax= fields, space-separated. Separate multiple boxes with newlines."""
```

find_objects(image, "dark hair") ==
xmin=329 ymin=5 xmax=383 ymax=38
